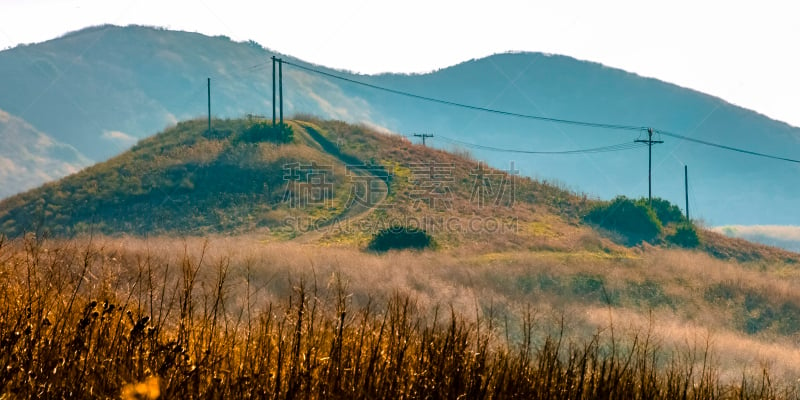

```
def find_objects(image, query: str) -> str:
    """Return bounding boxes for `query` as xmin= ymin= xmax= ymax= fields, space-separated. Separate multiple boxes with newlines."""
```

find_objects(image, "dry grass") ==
xmin=1 ymin=234 xmax=798 ymax=398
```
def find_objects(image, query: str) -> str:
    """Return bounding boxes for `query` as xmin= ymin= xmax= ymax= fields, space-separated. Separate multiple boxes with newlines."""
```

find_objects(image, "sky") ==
xmin=0 ymin=0 xmax=799 ymax=128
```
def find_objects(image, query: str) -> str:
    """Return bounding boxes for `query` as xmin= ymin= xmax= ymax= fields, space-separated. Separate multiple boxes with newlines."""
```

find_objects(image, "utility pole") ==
xmin=634 ymin=128 xmax=664 ymax=204
xmin=414 ymin=133 xmax=434 ymax=146
xmin=207 ymin=77 xmax=211 ymax=133
xmin=684 ymin=165 xmax=689 ymax=220
xmin=272 ymin=56 xmax=276 ymax=126
xmin=279 ymin=58 xmax=283 ymax=126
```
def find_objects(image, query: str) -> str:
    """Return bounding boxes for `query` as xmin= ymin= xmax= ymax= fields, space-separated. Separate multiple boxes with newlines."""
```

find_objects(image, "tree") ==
xmin=584 ymin=196 xmax=662 ymax=244
xmin=667 ymin=222 xmax=700 ymax=248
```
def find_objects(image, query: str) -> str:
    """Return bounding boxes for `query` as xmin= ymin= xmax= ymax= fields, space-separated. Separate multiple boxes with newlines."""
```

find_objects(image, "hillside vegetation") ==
xmin=0 ymin=118 xmax=342 ymax=236
xmin=2 ymin=117 xmax=796 ymax=262
xmin=0 ymin=117 xmax=592 ymax=249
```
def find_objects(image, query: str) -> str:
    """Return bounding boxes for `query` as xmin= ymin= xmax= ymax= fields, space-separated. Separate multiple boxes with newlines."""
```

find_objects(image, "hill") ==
xmin=1 ymin=25 xmax=799 ymax=228
xmin=1 ymin=116 xmax=795 ymax=265
xmin=0 ymin=118 xmax=340 ymax=236
xmin=0 ymin=117 xmax=592 ymax=252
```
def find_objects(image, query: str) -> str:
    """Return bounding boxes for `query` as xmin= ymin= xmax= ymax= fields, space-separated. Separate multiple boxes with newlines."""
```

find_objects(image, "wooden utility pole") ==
xmin=272 ymin=56 xmax=276 ymax=126
xmin=414 ymin=133 xmax=434 ymax=146
xmin=279 ymin=58 xmax=283 ymax=126
xmin=684 ymin=165 xmax=689 ymax=220
xmin=635 ymin=128 xmax=664 ymax=204
xmin=207 ymin=77 xmax=211 ymax=133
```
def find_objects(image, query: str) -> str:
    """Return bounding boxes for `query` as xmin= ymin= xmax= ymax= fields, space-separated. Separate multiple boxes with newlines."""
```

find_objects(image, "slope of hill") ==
xmin=0 ymin=118 xmax=350 ymax=236
xmin=1 ymin=116 xmax=795 ymax=265
xmin=0 ymin=108 xmax=89 ymax=198
xmin=1 ymin=24 xmax=799 ymax=227
xmin=0 ymin=117 xmax=597 ymax=254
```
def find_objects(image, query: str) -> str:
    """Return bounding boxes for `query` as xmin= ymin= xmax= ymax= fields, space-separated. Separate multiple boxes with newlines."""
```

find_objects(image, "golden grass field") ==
xmin=2 ymin=233 xmax=799 ymax=399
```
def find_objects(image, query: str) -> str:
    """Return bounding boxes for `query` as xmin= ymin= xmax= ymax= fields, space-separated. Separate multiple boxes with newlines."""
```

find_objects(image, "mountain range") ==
xmin=0 ymin=24 xmax=798 ymax=227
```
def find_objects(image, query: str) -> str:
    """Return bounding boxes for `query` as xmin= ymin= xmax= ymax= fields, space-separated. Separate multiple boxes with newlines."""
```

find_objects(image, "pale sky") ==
xmin=1 ymin=0 xmax=799 ymax=128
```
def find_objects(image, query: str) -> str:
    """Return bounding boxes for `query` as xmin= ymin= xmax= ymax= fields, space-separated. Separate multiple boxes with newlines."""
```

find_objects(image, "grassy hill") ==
xmin=0 ymin=117 xmax=595 ymax=252
xmin=2 ymin=116 xmax=797 ymax=263
xmin=0 ymin=118 xmax=343 ymax=236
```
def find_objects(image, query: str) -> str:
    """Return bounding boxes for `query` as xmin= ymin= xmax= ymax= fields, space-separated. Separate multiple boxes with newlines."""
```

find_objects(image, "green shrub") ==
xmin=636 ymin=197 xmax=686 ymax=226
xmin=667 ymin=222 xmax=700 ymax=248
xmin=584 ymin=196 xmax=662 ymax=243
xmin=368 ymin=225 xmax=433 ymax=252
xmin=236 ymin=122 xmax=294 ymax=144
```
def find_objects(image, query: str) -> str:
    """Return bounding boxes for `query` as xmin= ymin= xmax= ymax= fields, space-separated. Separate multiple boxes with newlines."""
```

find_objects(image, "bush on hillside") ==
xmin=236 ymin=121 xmax=294 ymax=144
xmin=368 ymin=225 xmax=434 ymax=252
xmin=636 ymin=197 xmax=686 ymax=226
xmin=584 ymin=196 xmax=662 ymax=244
xmin=667 ymin=221 xmax=700 ymax=248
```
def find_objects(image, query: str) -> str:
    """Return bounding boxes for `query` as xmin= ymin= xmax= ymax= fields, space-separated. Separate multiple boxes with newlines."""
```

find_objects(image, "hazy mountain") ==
xmin=0 ymin=108 xmax=90 ymax=198
xmin=1 ymin=25 xmax=798 ymax=225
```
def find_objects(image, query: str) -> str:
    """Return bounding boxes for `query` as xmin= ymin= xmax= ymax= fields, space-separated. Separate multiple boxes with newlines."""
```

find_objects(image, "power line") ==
xmin=281 ymin=60 xmax=646 ymax=132
xmin=437 ymin=135 xmax=647 ymax=155
xmin=656 ymin=129 xmax=800 ymax=164
xmin=413 ymin=133 xmax=434 ymax=146
xmin=635 ymin=128 xmax=664 ymax=203
xmin=278 ymin=59 xmax=800 ymax=165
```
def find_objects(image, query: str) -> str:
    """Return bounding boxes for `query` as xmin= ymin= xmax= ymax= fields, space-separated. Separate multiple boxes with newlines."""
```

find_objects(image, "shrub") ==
xmin=368 ymin=225 xmax=433 ymax=252
xmin=668 ymin=221 xmax=700 ymax=248
xmin=636 ymin=197 xmax=686 ymax=226
xmin=237 ymin=121 xmax=294 ymax=144
xmin=584 ymin=196 xmax=662 ymax=244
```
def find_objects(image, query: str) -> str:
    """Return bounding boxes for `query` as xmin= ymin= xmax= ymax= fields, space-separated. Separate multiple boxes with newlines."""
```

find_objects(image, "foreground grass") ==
xmin=0 ymin=235 xmax=797 ymax=399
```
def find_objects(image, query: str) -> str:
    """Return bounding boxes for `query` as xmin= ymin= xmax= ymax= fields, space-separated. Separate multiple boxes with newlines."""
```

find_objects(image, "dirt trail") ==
xmin=290 ymin=121 xmax=389 ymax=244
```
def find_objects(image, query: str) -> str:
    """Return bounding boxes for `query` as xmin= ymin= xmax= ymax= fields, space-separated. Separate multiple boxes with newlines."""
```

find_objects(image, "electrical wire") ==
xmin=281 ymin=60 xmax=646 ymax=132
xmin=276 ymin=59 xmax=799 ymax=165
xmin=437 ymin=135 xmax=647 ymax=155
xmin=656 ymin=129 xmax=800 ymax=164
